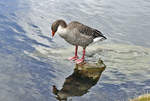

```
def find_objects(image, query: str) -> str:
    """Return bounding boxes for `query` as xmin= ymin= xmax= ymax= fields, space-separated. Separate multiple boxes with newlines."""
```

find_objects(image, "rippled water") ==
xmin=0 ymin=0 xmax=150 ymax=101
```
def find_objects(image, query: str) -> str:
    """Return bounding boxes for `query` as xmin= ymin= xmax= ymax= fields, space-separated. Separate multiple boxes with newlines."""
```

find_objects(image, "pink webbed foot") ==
xmin=68 ymin=56 xmax=78 ymax=61
xmin=75 ymin=58 xmax=84 ymax=64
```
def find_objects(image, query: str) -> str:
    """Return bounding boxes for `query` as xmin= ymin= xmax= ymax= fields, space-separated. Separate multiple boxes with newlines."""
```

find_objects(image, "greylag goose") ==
xmin=51 ymin=19 xmax=107 ymax=64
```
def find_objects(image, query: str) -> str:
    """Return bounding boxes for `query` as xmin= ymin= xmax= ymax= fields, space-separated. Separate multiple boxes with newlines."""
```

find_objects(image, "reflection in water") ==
xmin=52 ymin=59 xmax=106 ymax=101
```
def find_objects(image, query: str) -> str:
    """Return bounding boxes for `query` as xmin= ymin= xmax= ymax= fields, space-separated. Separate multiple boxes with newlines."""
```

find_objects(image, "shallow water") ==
xmin=0 ymin=0 xmax=150 ymax=101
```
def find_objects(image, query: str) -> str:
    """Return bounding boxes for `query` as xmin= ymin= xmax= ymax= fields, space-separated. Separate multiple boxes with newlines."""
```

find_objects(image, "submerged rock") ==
xmin=52 ymin=59 xmax=106 ymax=101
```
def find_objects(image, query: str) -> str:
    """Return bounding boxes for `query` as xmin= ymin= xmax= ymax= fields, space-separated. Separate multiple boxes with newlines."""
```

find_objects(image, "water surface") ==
xmin=0 ymin=0 xmax=150 ymax=101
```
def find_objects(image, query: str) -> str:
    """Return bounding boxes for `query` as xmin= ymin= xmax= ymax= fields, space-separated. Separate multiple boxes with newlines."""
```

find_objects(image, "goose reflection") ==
xmin=52 ymin=59 xmax=106 ymax=101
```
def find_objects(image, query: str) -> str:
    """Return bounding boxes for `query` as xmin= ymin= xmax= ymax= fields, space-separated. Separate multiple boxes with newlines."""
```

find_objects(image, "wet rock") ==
xmin=130 ymin=94 xmax=150 ymax=101
xmin=75 ymin=58 xmax=106 ymax=80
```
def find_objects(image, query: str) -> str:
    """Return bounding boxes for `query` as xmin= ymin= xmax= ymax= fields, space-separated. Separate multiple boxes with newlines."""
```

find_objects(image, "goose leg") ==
xmin=68 ymin=45 xmax=78 ymax=60
xmin=75 ymin=48 xmax=85 ymax=64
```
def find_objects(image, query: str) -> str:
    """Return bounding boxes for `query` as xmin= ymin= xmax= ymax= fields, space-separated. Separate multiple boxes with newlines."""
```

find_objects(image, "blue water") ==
xmin=0 ymin=0 xmax=150 ymax=101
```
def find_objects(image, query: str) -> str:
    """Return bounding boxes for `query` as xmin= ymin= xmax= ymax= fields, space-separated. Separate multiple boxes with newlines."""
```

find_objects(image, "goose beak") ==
xmin=52 ymin=31 xmax=55 ymax=37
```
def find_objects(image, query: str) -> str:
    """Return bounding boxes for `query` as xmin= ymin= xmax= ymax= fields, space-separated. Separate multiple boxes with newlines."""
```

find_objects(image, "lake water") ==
xmin=0 ymin=0 xmax=150 ymax=101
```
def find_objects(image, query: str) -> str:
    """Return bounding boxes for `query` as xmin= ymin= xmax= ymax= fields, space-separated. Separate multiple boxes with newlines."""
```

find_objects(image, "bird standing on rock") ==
xmin=51 ymin=19 xmax=107 ymax=64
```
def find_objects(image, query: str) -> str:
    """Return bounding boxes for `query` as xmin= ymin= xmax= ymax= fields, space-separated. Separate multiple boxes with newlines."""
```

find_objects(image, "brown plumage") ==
xmin=67 ymin=21 xmax=106 ymax=39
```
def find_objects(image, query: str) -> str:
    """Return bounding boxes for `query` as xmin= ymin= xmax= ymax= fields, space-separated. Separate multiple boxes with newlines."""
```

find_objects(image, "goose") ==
xmin=51 ymin=19 xmax=107 ymax=64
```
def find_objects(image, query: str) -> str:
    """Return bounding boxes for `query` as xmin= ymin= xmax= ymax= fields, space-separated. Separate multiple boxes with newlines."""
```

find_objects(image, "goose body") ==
xmin=51 ymin=19 xmax=107 ymax=64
